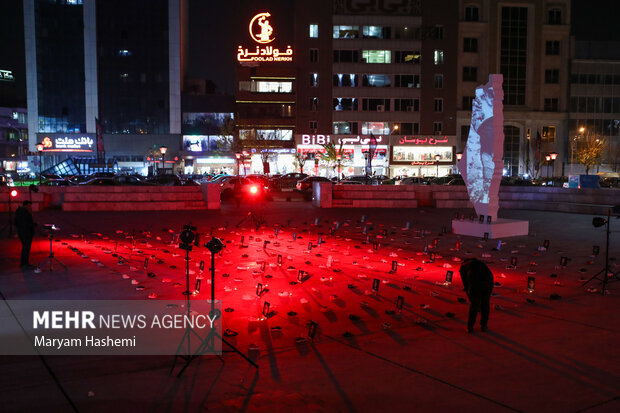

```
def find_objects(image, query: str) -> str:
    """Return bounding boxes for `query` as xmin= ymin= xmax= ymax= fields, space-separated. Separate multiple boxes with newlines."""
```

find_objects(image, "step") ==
xmin=62 ymin=200 xmax=207 ymax=211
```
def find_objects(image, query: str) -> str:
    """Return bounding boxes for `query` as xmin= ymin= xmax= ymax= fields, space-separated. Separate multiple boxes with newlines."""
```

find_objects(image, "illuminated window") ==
xmin=333 ymin=98 xmax=358 ymax=111
xmin=333 ymin=25 xmax=359 ymax=39
xmin=362 ymin=26 xmax=390 ymax=39
xmin=333 ymin=74 xmax=357 ymax=87
xmin=310 ymin=73 xmax=318 ymax=87
xmin=362 ymin=122 xmax=391 ymax=135
xmin=542 ymin=126 xmax=556 ymax=142
xmin=395 ymin=51 xmax=420 ymax=63
xmin=310 ymin=97 xmax=319 ymax=111
xmin=362 ymin=50 xmax=391 ymax=64
xmin=239 ymin=80 xmax=293 ymax=93
xmin=433 ymin=50 xmax=444 ymax=65
xmin=309 ymin=24 xmax=319 ymax=38
xmin=362 ymin=74 xmax=391 ymax=87
xmin=434 ymin=74 xmax=443 ymax=89
xmin=333 ymin=122 xmax=357 ymax=134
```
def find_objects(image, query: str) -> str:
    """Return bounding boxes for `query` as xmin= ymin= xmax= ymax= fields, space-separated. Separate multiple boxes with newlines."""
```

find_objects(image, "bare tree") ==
xmin=293 ymin=151 xmax=308 ymax=173
xmin=575 ymin=132 xmax=605 ymax=175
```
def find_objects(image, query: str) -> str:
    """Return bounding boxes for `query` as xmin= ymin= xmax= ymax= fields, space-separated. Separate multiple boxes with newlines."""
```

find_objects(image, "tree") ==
xmin=216 ymin=116 xmax=240 ymax=152
xmin=321 ymin=141 xmax=343 ymax=176
xmin=574 ymin=132 xmax=605 ymax=175
xmin=293 ymin=150 xmax=308 ymax=173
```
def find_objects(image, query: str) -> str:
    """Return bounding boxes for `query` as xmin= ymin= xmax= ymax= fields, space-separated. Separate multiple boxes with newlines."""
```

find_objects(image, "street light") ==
xmin=159 ymin=146 xmax=168 ymax=175
xmin=545 ymin=154 xmax=551 ymax=179
xmin=549 ymin=152 xmax=558 ymax=178
xmin=455 ymin=152 xmax=463 ymax=174
xmin=435 ymin=154 xmax=441 ymax=177
xmin=36 ymin=142 xmax=44 ymax=184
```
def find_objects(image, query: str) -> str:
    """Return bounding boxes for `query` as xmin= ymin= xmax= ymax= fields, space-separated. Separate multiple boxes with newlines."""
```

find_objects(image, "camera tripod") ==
xmin=583 ymin=208 xmax=620 ymax=295
xmin=236 ymin=210 xmax=266 ymax=231
xmin=36 ymin=226 xmax=66 ymax=272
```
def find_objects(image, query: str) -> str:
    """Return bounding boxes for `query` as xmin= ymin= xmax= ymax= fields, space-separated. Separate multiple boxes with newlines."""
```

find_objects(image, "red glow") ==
xmin=10 ymin=189 xmax=18 ymax=197
xmin=250 ymin=186 xmax=258 ymax=194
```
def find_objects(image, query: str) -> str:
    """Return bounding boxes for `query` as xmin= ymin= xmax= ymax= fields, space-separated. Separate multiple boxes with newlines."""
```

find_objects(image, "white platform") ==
xmin=452 ymin=218 xmax=529 ymax=239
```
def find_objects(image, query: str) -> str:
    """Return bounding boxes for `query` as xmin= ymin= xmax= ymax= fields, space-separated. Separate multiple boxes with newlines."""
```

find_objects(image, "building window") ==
xmin=394 ymin=74 xmax=420 ymax=88
xmin=462 ymin=96 xmax=474 ymax=110
xmin=434 ymin=74 xmax=444 ymax=89
xmin=393 ymin=123 xmax=419 ymax=134
xmin=433 ymin=122 xmax=443 ymax=134
xmin=465 ymin=5 xmax=480 ymax=22
xmin=544 ymin=98 xmax=559 ymax=112
xmin=545 ymin=69 xmax=559 ymax=84
xmin=545 ymin=40 xmax=560 ymax=55
xmin=463 ymin=37 xmax=478 ymax=52
xmin=362 ymin=122 xmax=391 ymax=135
xmin=501 ymin=7 xmax=528 ymax=105
xmin=361 ymin=98 xmax=390 ymax=111
xmin=434 ymin=26 xmax=444 ymax=40
xmin=460 ymin=125 xmax=471 ymax=144
xmin=310 ymin=49 xmax=319 ymax=63
xmin=362 ymin=74 xmax=391 ymax=87
xmin=310 ymin=73 xmax=319 ymax=87
xmin=542 ymin=126 xmax=556 ymax=142
xmin=394 ymin=99 xmax=419 ymax=112
xmin=434 ymin=98 xmax=443 ymax=113
xmin=503 ymin=125 xmax=520 ymax=176
xmin=309 ymin=24 xmax=319 ymax=38
xmin=333 ymin=98 xmax=358 ymax=111
xmin=334 ymin=50 xmax=360 ymax=62
xmin=433 ymin=50 xmax=444 ymax=65
xmin=239 ymin=80 xmax=293 ymax=93
xmin=395 ymin=51 xmax=421 ymax=63
xmin=462 ymin=66 xmax=478 ymax=82
xmin=310 ymin=97 xmax=319 ymax=111
xmin=333 ymin=121 xmax=357 ymax=134
xmin=548 ymin=8 xmax=562 ymax=25
xmin=309 ymin=121 xmax=318 ymax=132
xmin=333 ymin=25 xmax=359 ymax=39
xmin=362 ymin=50 xmax=391 ymax=64
xmin=395 ymin=26 xmax=419 ymax=40
xmin=333 ymin=73 xmax=357 ymax=87
xmin=362 ymin=26 xmax=391 ymax=39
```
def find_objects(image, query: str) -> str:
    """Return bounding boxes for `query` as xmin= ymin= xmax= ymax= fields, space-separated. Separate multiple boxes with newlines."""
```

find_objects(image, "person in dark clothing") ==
xmin=14 ymin=201 xmax=36 ymax=268
xmin=459 ymin=258 xmax=494 ymax=333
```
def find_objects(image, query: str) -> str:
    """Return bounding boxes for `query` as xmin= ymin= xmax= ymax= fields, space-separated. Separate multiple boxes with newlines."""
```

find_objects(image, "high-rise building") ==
xmin=456 ymin=0 xmax=571 ymax=177
xmin=23 ymin=0 xmax=184 ymax=175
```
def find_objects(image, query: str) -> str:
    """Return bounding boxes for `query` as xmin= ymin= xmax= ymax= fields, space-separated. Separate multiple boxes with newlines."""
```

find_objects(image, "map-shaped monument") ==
xmin=452 ymin=74 xmax=529 ymax=239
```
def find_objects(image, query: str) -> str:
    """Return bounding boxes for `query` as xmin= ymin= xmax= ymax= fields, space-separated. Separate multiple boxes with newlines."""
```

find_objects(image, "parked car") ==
xmin=43 ymin=178 xmax=74 ymax=186
xmin=114 ymin=175 xmax=155 ymax=186
xmin=80 ymin=178 xmax=118 ymax=186
xmin=600 ymin=177 xmax=620 ymax=188
xmin=220 ymin=176 xmax=267 ymax=200
xmin=399 ymin=177 xmax=429 ymax=185
xmin=145 ymin=174 xmax=182 ymax=186
xmin=270 ymin=173 xmax=308 ymax=191
xmin=340 ymin=175 xmax=380 ymax=185
xmin=296 ymin=176 xmax=332 ymax=196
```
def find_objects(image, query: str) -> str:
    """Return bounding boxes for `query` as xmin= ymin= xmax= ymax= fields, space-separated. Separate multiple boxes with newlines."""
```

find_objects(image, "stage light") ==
xmin=592 ymin=217 xmax=607 ymax=228
xmin=250 ymin=185 xmax=258 ymax=194
xmin=205 ymin=237 xmax=224 ymax=254
xmin=10 ymin=189 xmax=18 ymax=197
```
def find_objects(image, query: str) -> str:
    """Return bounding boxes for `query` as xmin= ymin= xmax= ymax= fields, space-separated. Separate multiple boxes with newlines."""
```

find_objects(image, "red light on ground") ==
xmin=10 ymin=189 xmax=18 ymax=197
xmin=250 ymin=186 xmax=258 ymax=194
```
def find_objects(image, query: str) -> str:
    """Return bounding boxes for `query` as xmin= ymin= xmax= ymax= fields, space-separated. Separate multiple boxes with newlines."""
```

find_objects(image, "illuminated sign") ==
xmin=237 ymin=12 xmax=293 ymax=63
xmin=410 ymin=161 xmax=436 ymax=166
xmin=299 ymin=134 xmax=384 ymax=146
xmin=0 ymin=69 xmax=14 ymax=81
xmin=38 ymin=134 xmax=95 ymax=153
xmin=397 ymin=136 xmax=449 ymax=145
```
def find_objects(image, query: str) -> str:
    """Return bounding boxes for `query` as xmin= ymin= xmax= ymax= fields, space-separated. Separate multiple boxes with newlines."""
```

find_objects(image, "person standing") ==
xmin=15 ymin=201 xmax=36 ymax=268
xmin=459 ymin=258 xmax=494 ymax=333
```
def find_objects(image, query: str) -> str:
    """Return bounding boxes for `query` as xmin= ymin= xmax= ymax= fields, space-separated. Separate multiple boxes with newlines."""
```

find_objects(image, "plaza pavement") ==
xmin=0 ymin=202 xmax=618 ymax=412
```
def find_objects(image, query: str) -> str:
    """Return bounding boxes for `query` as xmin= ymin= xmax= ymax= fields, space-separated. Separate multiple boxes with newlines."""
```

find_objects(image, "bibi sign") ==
xmin=38 ymin=134 xmax=95 ymax=153
xmin=299 ymin=134 xmax=384 ymax=145
xmin=237 ymin=12 xmax=293 ymax=63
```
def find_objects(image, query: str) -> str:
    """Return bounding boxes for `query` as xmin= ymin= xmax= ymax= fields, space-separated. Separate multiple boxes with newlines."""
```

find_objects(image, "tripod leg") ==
xmin=218 ymin=333 xmax=258 ymax=368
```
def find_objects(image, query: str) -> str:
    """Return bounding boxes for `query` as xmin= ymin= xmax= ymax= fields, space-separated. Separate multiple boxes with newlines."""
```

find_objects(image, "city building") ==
xmin=235 ymin=0 xmax=460 ymax=178
xmin=456 ymin=0 xmax=571 ymax=177
xmin=23 ymin=0 xmax=185 ymax=175
xmin=568 ymin=40 xmax=620 ymax=174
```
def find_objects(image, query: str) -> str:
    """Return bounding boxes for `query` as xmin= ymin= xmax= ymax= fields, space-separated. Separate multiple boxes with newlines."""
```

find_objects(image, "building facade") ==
xmin=456 ymin=0 xmax=571 ymax=177
xmin=23 ymin=0 xmax=183 ymax=175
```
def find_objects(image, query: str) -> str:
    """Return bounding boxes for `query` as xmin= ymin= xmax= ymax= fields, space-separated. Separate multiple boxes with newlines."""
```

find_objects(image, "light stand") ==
xmin=36 ymin=224 xmax=66 ymax=272
xmin=170 ymin=224 xmax=209 ymax=377
xmin=194 ymin=237 xmax=258 ymax=369
xmin=36 ymin=143 xmax=44 ymax=184
xmin=0 ymin=189 xmax=19 ymax=237
xmin=236 ymin=186 xmax=266 ymax=231
xmin=583 ymin=208 xmax=620 ymax=295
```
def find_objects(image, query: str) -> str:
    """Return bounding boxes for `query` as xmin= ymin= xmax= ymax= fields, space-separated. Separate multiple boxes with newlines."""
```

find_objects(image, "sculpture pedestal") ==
xmin=452 ymin=218 xmax=529 ymax=239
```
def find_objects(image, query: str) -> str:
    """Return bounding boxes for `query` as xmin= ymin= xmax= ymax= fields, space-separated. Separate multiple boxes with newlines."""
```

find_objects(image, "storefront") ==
xmin=246 ymin=148 xmax=297 ymax=175
xmin=181 ymin=135 xmax=235 ymax=175
xmin=389 ymin=135 xmax=456 ymax=177
xmin=295 ymin=134 xmax=389 ymax=178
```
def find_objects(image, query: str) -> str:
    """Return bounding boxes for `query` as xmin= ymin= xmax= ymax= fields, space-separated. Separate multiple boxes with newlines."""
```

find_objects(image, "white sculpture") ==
xmin=458 ymin=74 xmax=504 ymax=221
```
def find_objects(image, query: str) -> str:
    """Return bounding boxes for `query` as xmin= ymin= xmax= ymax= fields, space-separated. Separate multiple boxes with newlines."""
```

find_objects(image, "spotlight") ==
xmin=205 ymin=237 xmax=224 ymax=254
xmin=250 ymin=185 xmax=258 ymax=194
xmin=592 ymin=217 xmax=607 ymax=228
xmin=179 ymin=224 xmax=197 ymax=251
xmin=10 ymin=189 xmax=18 ymax=198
